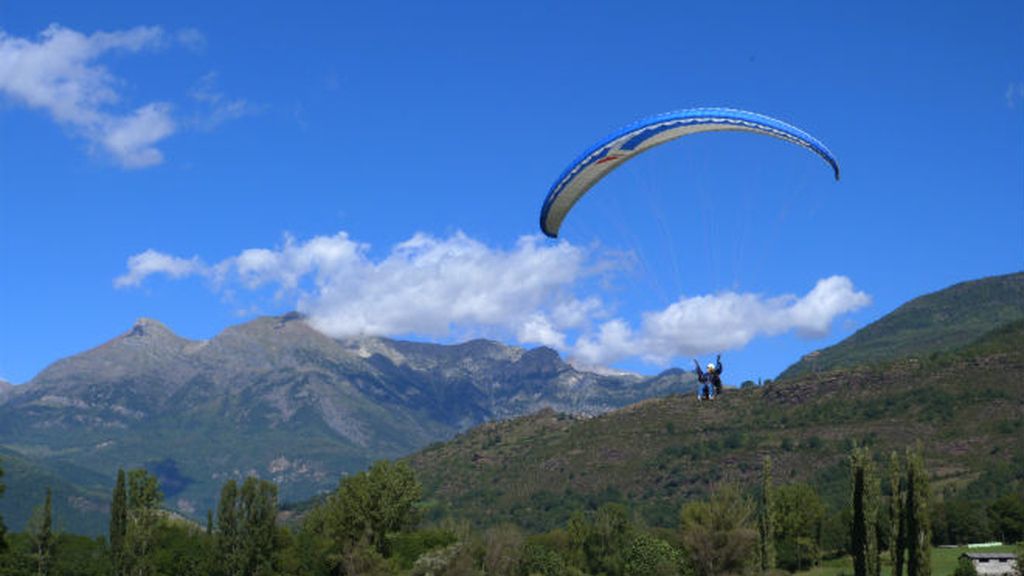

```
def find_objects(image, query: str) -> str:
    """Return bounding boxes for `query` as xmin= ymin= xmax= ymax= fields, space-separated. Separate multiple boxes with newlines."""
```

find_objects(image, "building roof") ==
xmin=961 ymin=553 xmax=1018 ymax=560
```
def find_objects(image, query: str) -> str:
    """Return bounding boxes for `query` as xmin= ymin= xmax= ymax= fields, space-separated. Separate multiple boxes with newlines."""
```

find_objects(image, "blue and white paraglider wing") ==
xmin=539 ymin=108 xmax=840 ymax=238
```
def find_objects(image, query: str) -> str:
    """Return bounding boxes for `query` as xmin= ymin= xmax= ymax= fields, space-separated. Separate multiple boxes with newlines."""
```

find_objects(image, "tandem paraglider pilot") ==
xmin=694 ymin=355 xmax=723 ymax=401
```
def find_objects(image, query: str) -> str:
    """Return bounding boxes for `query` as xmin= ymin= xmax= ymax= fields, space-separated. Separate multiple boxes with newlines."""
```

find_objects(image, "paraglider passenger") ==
xmin=694 ymin=355 xmax=724 ymax=400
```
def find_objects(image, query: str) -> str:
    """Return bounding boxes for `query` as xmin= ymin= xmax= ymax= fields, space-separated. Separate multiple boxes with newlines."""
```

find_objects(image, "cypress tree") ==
xmin=759 ymin=455 xmax=776 ymax=574
xmin=905 ymin=449 xmax=931 ymax=576
xmin=36 ymin=487 xmax=54 ymax=576
xmin=851 ymin=447 xmax=880 ymax=576
xmin=0 ymin=457 xmax=7 ymax=552
xmin=889 ymin=452 xmax=905 ymax=576
xmin=852 ymin=449 xmax=868 ymax=576
xmin=110 ymin=468 xmax=127 ymax=575
xmin=206 ymin=509 xmax=213 ymax=536
xmin=865 ymin=456 xmax=881 ymax=576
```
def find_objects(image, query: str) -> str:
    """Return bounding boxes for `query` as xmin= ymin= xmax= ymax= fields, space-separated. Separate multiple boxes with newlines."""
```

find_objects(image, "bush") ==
xmin=953 ymin=556 xmax=978 ymax=576
xmin=624 ymin=533 xmax=681 ymax=576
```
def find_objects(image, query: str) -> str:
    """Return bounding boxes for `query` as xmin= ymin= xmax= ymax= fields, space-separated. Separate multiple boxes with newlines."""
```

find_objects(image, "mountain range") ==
xmin=0 ymin=313 xmax=695 ymax=534
xmin=1 ymin=272 xmax=1021 ymax=536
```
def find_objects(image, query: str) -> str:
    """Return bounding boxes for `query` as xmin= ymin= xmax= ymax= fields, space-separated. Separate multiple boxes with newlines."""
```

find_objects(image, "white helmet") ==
xmin=707 ymin=363 xmax=715 ymax=371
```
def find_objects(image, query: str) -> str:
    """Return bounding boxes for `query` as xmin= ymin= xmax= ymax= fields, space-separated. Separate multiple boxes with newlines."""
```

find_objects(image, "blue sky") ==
xmin=2 ymin=1 xmax=1022 ymax=386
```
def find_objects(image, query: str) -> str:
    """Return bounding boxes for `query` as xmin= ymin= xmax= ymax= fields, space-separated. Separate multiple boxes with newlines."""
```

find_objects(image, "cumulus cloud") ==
xmin=572 ymin=276 xmax=871 ymax=365
xmin=114 ymin=249 xmax=205 ymax=287
xmin=0 ymin=24 xmax=175 ymax=167
xmin=116 ymin=230 xmax=870 ymax=368
xmin=297 ymin=232 xmax=593 ymax=339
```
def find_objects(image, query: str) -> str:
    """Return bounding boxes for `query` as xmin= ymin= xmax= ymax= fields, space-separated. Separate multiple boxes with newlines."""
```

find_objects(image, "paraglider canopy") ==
xmin=540 ymin=108 xmax=840 ymax=238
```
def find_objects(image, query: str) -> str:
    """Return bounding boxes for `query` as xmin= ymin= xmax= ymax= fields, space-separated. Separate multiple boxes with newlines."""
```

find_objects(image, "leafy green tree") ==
xmin=217 ymin=479 xmax=240 ymax=575
xmin=821 ymin=509 xmax=851 ymax=561
xmin=215 ymin=477 xmax=279 ymax=576
xmin=288 ymin=511 xmax=334 ymax=576
xmin=933 ymin=499 xmax=992 ymax=545
xmin=518 ymin=542 xmax=569 ymax=576
xmin=758 ymin=456 xmax=776 ymax=574
xmin=680 ymin=484 xmax=758 ymax=576
xmin=110 ymin=468 xmax=127 ymax=575
xmin=483 ymin=524 xmax=524 ymax=576
xmin=389 ymin=528 xmax=459 ymax=571
xmin=0 ymin=531 xmax=111 ymax=576
xmin=565 ymin=511 xmax=588 ymax=570
xmin=565 ymin=503 xmax=633 ymax=575
xmin=238 ymin=476 xmax=279 ymax=575
xmin=624 ymin=533 xmax=681 ymax=576
xmin=773 ymin=483 xmax=825 ymax=571
xmin=953 ymin=556 xmax=978 ymax=576
xmin=152 ymin=520 xmax=214 ymax=576
xmin=52 ymin=533 xmax=112 ymax=576
xmin=586 ymin=503 xmax=633 ymax=575
xmin=905 ymin=449 xmax=931 ymax=576
xmin=123 ymin=468 xmax=163 ymax=576
xmin=321 ymin=460 xmax=422 ymax=558
xmin=340 ymin=537 xmax=395 ymax=575
xmin=988 ymin=492 xmax=1024 ymax=544
xmin=0 ymin=532 xmax=37 ymax=574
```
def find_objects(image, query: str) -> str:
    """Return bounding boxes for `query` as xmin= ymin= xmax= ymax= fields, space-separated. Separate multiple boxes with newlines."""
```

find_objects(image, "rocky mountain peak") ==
xmin=517 ymin=346 xmax=566 ymax=375
xmin=125 ymin=317 xmax=177 ymax=339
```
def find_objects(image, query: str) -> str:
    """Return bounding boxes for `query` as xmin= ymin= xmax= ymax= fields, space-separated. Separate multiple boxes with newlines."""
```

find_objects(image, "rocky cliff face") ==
xmin=0 ymin=314 xmax=695 ymax=523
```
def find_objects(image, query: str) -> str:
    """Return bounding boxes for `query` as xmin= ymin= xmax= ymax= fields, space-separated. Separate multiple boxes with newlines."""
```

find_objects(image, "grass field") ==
xmin=796 ymin=545 xmax=1019 ymax=576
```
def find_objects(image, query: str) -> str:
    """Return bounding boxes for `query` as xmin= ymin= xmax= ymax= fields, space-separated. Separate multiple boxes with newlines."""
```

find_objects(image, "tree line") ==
xmin=0 ymin=448 xmax=1021 ymax=575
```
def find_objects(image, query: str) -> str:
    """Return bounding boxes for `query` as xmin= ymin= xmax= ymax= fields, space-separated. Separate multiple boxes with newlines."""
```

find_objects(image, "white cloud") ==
xmin=100 ymin=102 xmax=176 ymax=167
xmin=299 ymin=232 xmax=592 ymax=339
xmin=116 ymin=231 xmax=870 ymax=368
xmin=114 ymin=249 xmax=205 ymax=288
xmin=0 ymin=24 xmax=250 ymax=168
xmin=571 ymin=276 xmax=870 ymax=365
xmin=0 ymin=24 xmax=176 ymax=168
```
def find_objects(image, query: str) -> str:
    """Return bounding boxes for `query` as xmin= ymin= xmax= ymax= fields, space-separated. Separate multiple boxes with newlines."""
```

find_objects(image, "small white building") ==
xmin=961 ymin=553 xmax=1018 ymax=576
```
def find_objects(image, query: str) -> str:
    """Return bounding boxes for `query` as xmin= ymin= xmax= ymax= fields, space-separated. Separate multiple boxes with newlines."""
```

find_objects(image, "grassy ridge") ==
xmin=780 ymin=272 xmax=1024 ymax=379
xmin=408 ymin=321 xmax=1024 ymax=532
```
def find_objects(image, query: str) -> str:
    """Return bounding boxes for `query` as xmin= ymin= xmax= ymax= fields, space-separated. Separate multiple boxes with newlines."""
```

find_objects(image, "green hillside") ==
xmin=0 ymin=447 xmax=110 ymax=537
xmin=407 ymin=320 xmax=1024 ymax=532
xmin=779 ymin=272 xmax=1024 ymax=379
